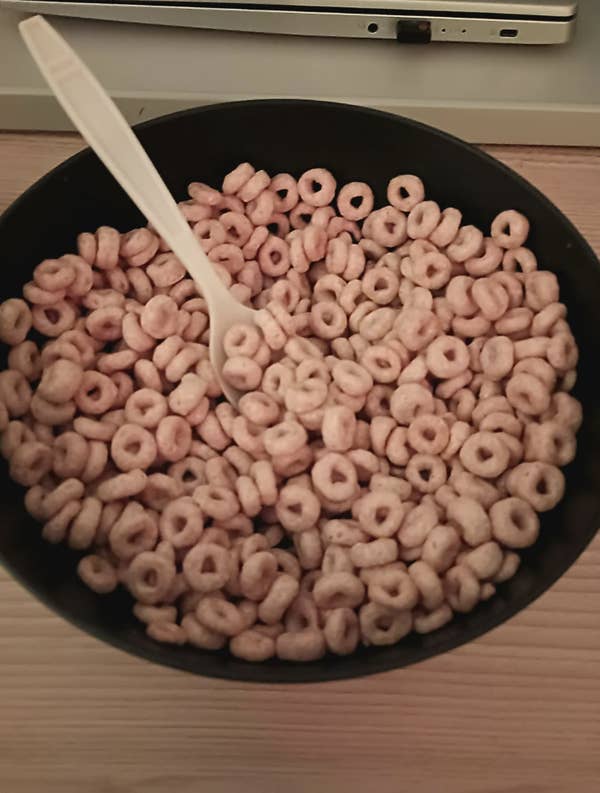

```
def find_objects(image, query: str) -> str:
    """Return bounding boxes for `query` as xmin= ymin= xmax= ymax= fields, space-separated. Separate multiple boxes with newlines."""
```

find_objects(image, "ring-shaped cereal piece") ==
xmin=75 ymin=370 xmax=118 ymax=415
xmin=355 ymin=490 xmax=405 ymax=538
xmin=387 ymin=174 xmax=424 ymax=212
xmin=506 ymin=462 xmax=565 ymax=512
xmin=459 ymin=431 xmax=510 ymax=479
xmin=367 ymin=205 xmax=407 ymax=248
xmin=337 ymin=182 xmax=374 ymax=221
xmin=311 ymin=452 xmax=358 ymax=502
xmin=110 ymin=423 xmax=157 ymax=472
xmin=390 ymin=383 xmax=434 ymax=425
xmin=407 ymin=414 xmax=450 ymax=455
xmin=297 ymin=168 xmax=336 ymax=207
xmin=359 ymin=602 xmax=412 ymax=646
xmin=491 ymin=210 xmax=530 ymax=250
xmin=489 ymin=496 xmax=540 ymax=548
xmin=405 ymin=453 xmax=448 ymax=494
xmin=506 ymin=372 xmax=550 ymax=416
xmin=183 ymin=542 xmax=231 ymax=592
xmin=426 ymin=334 xmax=469 ymax=379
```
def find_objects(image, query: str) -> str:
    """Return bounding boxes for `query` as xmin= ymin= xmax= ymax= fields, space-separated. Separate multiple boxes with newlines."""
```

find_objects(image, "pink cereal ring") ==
xmin=337 ymin=182 xmax=374 ymax=221
xmin=85 ymin=306 xmax=125 ymax=342
xmin=52 ymin=431 xmax=88 ymax=478
xmin=78 ymin=554 xmax=118 ymax=594
xmin=506 ymin=372 xmax=550 ymax=415
xmin=356 ymin=490 xmax=405 ymax=539
xmin=368 ymin=206 xmax=407 ymax=248
xmin=362 ymin=267 xmax=399 ymax=305
xmin=405 ymin=453 xmax=448 ymax=493
xmin=481 ymin=336 xmax=514 ymax=381
xmin=33 ymin=258 xmax=76 ymax=292
xmin=247 ymin=191 xmax=275 ymax=226
xmin=188 ymin=181 xmax=221 ymax=206
xmin=183 ymin=543 xmax=231 ymax=592
xmin=491 ymin=210 xmax=530 ymax=249
xmin=389 ymin=383 xmax=433 ymax=425
xmin=331 ymin=359 xmax=373 ymax=397
xmin=430 ymin=207 xmax=462 ymax=248
xmin=360 ymin=345 xmax=401 ymax=384
xmin=525 ymin=270 xmax=560 ymax=312
xmin=30 ymin=393 xmax=75 ymax=426
xmin=219 ymin=211 xmax=254 ymax=247
xmin=22 ymin=281 xmax=66 ymax=306
xmin=407 ymin=413 xmax=449 ymax=455
xmin=276 ymin=484 xmax=320 ymax=532
xmin=395 ymin=307 xmax=440 ymax=352
xmin=506 ymin=463 xmax=565 ymax=513
xmin=0 ymin=299 xmax=32 ymax=345
xmin=321 ymin=405 xmax=356 ymax=452
xmin=465 ymin=237 xmax=503 ymax=277
xmin=64 ymin=255 xmax=94 ymax=298
xmin=263 ymin=420 xmax=308 ymax=457
xmin=471 ymin=277 xmax=509 ymax=321
xmin=257 ymin=235 xmax=290 ymax=277
xmin=237 ymin=170 xmax=270 ymax=203
xmin=310 ymin=301 xmax=347 ymax=340
xmin=95 ymin=226 xmax=122 ymax=270
xmin=490 ymin=496 xmax=540 ymax=548
xmin=503 ymin=246 xmax=537 ymax=274
xmin=238 ymin=392 xmax=280 ymax=426
xmin=222 ymin=356 xmax=263 ymax=392
xmin=37 ymin=358 xmax=83 ymax=403
xmin=284 ymin=378 xmax=328 ymax=414
xmin=249 ymin=460 xmax=278 ymax=506
xmin=140 ymin=295 xmax=179 ymax=339
xmin=411 ymin=251 xmax=452 ymax=290
xmin=98 ymin=470 xmax=148 ymax=503
xmin=459 ymin=431 xmax=510 ymax=478
xmin=407 ymin=201 xmax=441 ymax=240
xmin=297 ymin=168 xmax=336 ymax=208
xmin=146 ymin=252 xmax=186 ymax=287
xmin=126 ymin=551 xmax=175 ymax=605
xmin=271 ymin=173 xmax=299 ymax=213
xmin=311 ymin=452 xmax=358 ymax=502
xmin=31 ymin=301 xmax=77 ymax=337
xmin=9 ymin=441 xmax=53 ymax=487
xmin=124 ymin=388 xmax=168 ymax=428
xmin=494 ymin=306 xmax=533 ymax=336
xmin=8 ymin=341 xmax=42 ymax=382
xmin=387 ymin=174 xmax=424 ymax=212
xmin=223 ymin=162 xmax=255 ymax=195
xmin=75 ymin=370 xmax=118 ymax=415
xmin=122 ymin=312 xmax=154 ymax=353
xmin=156 ymin=415 xmax=192 ymax=462
xmin=80 ymin=440 xmax=109 ymax=484
xmin=111 ymin=423 xmax=157 ymax=471
xmin=446 ymin=225 xmax=484 ymax=263
xmin=159 ymin=496 xmax=204 ymax=548
xmin=426 ymin=335 xmax=469 ymax=379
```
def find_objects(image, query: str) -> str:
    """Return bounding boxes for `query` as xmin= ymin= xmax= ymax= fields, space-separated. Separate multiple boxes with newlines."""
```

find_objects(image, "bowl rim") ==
xmin=0 ymin=97 xmax=598 ymax=683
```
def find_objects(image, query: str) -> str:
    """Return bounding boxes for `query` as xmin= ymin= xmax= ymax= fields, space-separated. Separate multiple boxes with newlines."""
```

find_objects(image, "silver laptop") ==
xmin=0 ymin=0 xmax=577 ymax=44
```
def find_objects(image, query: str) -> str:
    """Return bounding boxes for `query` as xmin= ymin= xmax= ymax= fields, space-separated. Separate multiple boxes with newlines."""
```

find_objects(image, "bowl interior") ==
xmin=1 ymin=100 xmax=599 ymax=683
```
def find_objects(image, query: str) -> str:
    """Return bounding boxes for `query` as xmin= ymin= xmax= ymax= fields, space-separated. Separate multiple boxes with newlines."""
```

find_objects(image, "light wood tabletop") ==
xmin=0 ymin=133 xmax=599 ymax=793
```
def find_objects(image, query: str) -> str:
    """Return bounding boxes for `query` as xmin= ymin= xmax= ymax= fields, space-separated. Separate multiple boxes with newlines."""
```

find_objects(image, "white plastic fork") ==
xmin=19 ymin=14 xmax=257 ymax=406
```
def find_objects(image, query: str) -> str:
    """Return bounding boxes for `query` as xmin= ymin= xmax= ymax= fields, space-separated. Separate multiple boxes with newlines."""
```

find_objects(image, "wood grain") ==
xmin=0 ymin=133 xmax=599 ymax=793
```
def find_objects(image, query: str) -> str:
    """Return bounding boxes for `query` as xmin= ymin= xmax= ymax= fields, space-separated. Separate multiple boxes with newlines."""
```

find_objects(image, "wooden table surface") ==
xmin=0 ymin=133 xmax=599 ymax=793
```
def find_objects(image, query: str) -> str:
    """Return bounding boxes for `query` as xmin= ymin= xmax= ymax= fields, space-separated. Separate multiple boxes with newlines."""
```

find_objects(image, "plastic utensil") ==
xmin=19 ymin=14 xmax=257 ymax=406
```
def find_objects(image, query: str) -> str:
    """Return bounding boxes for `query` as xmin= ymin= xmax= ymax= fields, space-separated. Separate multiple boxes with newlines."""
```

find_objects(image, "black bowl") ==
xmin=1 ymin=100 xmax=599 ymax=683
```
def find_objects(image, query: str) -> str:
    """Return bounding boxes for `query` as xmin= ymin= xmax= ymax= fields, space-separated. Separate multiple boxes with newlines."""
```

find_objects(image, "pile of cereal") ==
xmin=0 ymin=163 xmax=582 ymax=662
